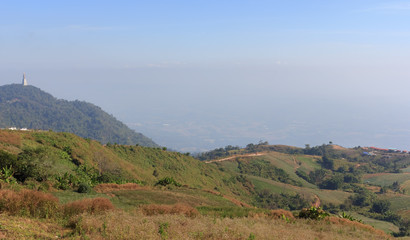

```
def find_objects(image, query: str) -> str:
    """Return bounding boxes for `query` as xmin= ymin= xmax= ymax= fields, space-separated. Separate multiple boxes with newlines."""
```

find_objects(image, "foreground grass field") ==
xmin=0 ymin=187 xmax=397 ymax=239
xmin=0 ymin=210 xmax=393 ymax=240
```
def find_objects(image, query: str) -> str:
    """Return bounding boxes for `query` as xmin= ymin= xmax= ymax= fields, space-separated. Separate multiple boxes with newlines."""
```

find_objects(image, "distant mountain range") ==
xmin=0 ymin=84 xmax=158 ymax=147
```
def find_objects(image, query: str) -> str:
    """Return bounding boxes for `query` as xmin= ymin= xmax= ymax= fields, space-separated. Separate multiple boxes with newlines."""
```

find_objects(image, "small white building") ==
xmin=22 ymin=73 xmax=28 ymax=86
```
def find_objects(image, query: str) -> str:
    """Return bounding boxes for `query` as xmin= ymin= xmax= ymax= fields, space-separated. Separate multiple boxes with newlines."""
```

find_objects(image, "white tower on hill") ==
xmin=22 ymin=73 xmax=28 ymax=86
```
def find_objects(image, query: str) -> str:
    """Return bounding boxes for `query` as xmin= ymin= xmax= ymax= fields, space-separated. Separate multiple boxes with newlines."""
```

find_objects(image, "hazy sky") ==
xmin=2 ymin=1 xmax=410 ymax=151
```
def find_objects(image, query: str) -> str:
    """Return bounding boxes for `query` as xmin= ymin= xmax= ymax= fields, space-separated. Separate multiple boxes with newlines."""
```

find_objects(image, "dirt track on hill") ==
xmin=204 ymin=153 xmax=266 ymax=163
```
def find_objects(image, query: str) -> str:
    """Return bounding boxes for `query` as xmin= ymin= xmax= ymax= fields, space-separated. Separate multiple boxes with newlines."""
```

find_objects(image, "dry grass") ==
xmin=0 ymin=214 xmax=68 ymax=240
xmin=0 ymin=131 xmax=21 ymax=146
xmin=267 ymin=209 xmax=295 ymax=219
xmin=203 ymin=189 xmax=253 ymax=208
xmin=327 ymin=217 xmax=389 ymax=237
xmin=141 ymin=203 xmax=199 ymax=217
xmin=94 ymin=183 xmax=148 ymax=193
xmin=62 ymin=197 xmax=114 ymax=217
xmin=0 ymin=189 xmax=115 ymax=221
xmin=0 ymin=189 xmax=59 ymax=218
xmin=0 ymin=192 xmax=392 ymax=240
xmin=68 ymin=210 xmax=392 ymax=240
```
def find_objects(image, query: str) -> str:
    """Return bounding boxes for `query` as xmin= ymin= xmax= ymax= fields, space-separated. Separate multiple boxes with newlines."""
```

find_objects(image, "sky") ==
xmin=1 ymin=1 xmax=410 ymax=151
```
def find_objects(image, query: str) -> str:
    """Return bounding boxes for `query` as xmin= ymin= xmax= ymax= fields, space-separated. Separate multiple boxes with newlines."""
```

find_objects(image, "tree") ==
xmin=371 ymin=199 xmax=391 ymax=214
xmin=321 ymin=156 xmax=334 ymax=170
xmin=319 ymin=175 xmax=343 ymax=190
xmin=309 ymin=169 xmax=327 ymax=185
xmin=351 ymin=189 xmax=374 ymax=207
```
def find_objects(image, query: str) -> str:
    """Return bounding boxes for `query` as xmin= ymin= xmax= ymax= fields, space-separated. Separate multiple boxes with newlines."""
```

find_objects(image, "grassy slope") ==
xmin=364 ymin=173 xmax=410 ymax=186
xmin=348 ymin=212 xmax=399 ymax=234
xmin=213 ymin=151 xmax=352 ymax=205
xmin=0 ymin=129 xmax=252 ymax=203
xmin=211 ymin=150 xmax=409 ymax=235
xmin=0 ymin=131 xmax=406 ymax=237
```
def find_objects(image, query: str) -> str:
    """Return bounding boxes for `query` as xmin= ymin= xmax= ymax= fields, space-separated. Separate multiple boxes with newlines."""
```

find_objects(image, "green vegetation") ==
xmin=0 ymin=130 xmax=408 ymax=238
xmin=237 ymin=159 xmax=302 ymax=186
xmin=0 ymin=84 xmax=157 ymax=146
xmin=298 ymin=207 xmax=329 ymax=220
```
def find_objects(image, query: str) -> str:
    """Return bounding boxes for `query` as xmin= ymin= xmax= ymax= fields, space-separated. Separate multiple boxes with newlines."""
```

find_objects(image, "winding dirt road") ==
xmin=204 ymin=152 xmax=266 ymax=163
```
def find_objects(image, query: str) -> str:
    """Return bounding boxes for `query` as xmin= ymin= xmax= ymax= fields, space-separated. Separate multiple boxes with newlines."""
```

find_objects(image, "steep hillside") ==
xmin=0 ymin=129 xmax=251 ymax=202
xmin=0 ymin=84 xmax=157 ymax=147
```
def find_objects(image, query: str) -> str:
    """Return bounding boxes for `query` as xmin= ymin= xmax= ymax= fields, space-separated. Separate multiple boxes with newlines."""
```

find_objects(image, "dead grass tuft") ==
xmin=0 ymin=189 xmax=59 ymax=218
xmin=268 ymin=209 xmax=295 ymax=219
xmin=93 ymin=183 xmax=147 ymax=193
xmin=63 ymin=198 xmax=114 ymax=217
xmin=141 ymin=203 xmax=199 ymax=218
xmin=0 ymin=131 xmax=21 ymax=146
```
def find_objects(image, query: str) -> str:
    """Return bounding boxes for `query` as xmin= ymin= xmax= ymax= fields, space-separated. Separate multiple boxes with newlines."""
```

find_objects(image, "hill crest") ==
xmin=0 ymin=84 xmax=157 ymax=147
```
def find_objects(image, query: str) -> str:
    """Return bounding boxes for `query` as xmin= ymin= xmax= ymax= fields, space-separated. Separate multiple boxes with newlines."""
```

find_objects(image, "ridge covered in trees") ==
xmin=0 ymin=84 xmax=157 ymax=147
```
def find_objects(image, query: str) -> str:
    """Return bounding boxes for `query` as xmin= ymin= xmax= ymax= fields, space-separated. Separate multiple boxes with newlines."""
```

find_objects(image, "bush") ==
xmin=63 ymin=198 xmax=114 ymax=217
xmin=155 ymin=177 xmax=181 ymax=187
xmin=77 ymin=183 xmax=91 ymax=193
xmin=268 ymin=209 xmax=295 ymax=219
xmin=371 ymin=199 xmax=390 ymax=214
xmin=298 ymin=207 xmax=329 ymax=220
xmin=0 ymin=189 xmax=59 ymax=218
xmin=339 ymin=212 xmax=362 ymax=223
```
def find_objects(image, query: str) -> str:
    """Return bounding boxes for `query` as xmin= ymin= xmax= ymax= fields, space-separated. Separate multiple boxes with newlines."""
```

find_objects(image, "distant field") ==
xmin=402 ymin=180 xmax=410 ymax=195
xmin=250 ymin=175 xmax=300 ymax=195
xmin=248 ymin=175 xmax=351 ymax=205
xmin=363 ymin=172 xmax=410 ymax=187
xmin=256 ymin=153 xmax=319 ymax=188
xmin=383 ymin=194 xmax=410 ymax=218
xmin=403 ymin=166 xmax=410 ymax=173
xmin=348 ymin=212 xmax=399 ymax=234
xmin=310 ymin=189 xmax=351 ymax=205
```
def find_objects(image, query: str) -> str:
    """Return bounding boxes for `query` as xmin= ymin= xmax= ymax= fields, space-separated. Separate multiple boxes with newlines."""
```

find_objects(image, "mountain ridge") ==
xmin=0 ymin=84 xmax=157 ymax=147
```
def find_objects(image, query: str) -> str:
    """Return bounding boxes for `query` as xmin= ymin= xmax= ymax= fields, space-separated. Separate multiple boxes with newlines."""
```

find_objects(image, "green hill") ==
xmin=0 ymin=84 xmax=157 ymax=147
xmin=202 ymin=143 xmax=410 ymax=235
xmin=0 ymin=129 xmax=251 ymax=201
xmin=0 ymin=130 xmax=408 ymax=237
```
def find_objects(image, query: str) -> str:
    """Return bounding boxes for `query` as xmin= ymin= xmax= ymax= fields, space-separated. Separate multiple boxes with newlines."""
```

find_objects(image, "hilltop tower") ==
xmin=22 ymin=73 xmax=28 ymax=86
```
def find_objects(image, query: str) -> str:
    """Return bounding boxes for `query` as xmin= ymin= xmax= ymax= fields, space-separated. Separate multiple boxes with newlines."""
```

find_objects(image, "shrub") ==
xmin=370 ymin=199 xmax=390 ymax=214
xmin=0 ymin=189 xmax=59 ymax=218
xmin=155 ymin=177 xmax=181 ymax=187
xmin=298 ymin=206 xmax=329 ymax=220
xmin=339 ymin=212 xmax=362 ymax=223
xmin=158 ymin=222 xmax=169 ymax=240
xmin=63 ymin=198 xmax=114 ymax=217
xmin=77 ymin=183 xmax=91 ymax=193
xmin=268 ymin=209 xmax=295 ymax=219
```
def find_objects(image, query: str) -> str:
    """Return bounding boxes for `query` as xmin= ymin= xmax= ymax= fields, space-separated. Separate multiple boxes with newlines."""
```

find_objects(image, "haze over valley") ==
xmin=3 ymin=1 xmax=410 ymax=151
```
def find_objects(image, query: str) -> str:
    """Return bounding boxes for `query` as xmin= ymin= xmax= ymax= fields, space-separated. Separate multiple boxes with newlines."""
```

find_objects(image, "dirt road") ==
xmin=204 ymin=152 xmax=266 ymax=163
